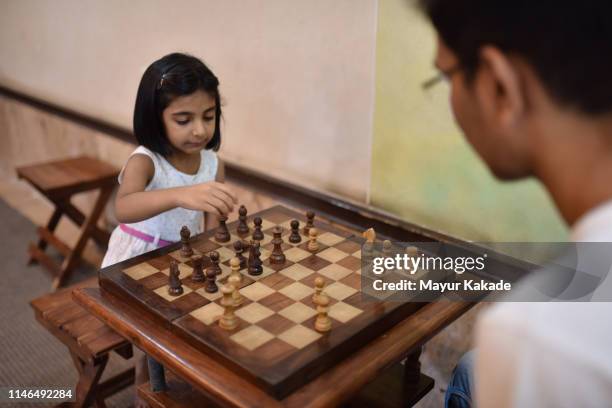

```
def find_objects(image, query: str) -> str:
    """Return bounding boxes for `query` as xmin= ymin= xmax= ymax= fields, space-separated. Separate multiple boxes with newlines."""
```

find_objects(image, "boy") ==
xmin=417 ymin=1 xmax=612 ymax=406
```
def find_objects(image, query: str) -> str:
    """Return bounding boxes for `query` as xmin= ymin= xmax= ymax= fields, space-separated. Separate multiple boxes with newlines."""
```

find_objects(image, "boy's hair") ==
xmin=419 ymin=0 xmax=612 ymax=115
xmin=133 ymin=53 xmax=222 ymax=156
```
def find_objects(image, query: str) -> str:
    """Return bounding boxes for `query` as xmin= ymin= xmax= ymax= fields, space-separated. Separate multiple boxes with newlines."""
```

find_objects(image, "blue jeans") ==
xmin=445 ymin=350 xmax=474 ymax=408
xmin=147 ymin=355 xmax=167 ymax=392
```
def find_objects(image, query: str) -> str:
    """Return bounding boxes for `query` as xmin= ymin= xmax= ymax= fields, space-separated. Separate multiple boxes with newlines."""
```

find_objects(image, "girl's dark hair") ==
xmin=133 ymin=53 xmax=222 ymax=156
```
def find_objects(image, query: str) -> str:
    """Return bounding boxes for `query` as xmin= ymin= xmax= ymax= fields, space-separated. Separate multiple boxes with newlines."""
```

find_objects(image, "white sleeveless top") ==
xmin=101 ymin=146 xmax=218 ymax=268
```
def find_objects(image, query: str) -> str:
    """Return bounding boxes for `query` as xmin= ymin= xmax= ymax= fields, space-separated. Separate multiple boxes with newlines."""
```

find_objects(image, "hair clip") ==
xmin=158 ymin=74 xmax=168 ymax=90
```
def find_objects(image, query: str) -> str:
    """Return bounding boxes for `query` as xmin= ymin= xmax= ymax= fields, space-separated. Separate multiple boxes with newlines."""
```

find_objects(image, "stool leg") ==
xmin=29 ymin=207 xmax=63 ymax=265
xmin=52 ymin=187 xmax=113 ymax=290
xmin=70 ymin=352 xmax=108 ymax=408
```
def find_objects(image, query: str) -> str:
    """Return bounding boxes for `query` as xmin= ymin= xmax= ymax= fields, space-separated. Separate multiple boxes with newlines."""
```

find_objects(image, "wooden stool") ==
xmin=17 ymin=156 xmax=119 ymax=289
xmin=30 ymin=277 xmax=134 ymax=408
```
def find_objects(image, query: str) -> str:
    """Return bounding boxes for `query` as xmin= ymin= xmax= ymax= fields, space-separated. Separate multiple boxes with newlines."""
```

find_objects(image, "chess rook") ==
xmin=237 ymin=205 xmax=250 ymax=236
xmin=289 ymin=219 xmax=301 ymax=243
xmin=219 ymin=284 xmax=238 ymax=330
xmin=269 ymin=227 xmax=286 ymax=265
xmin=168 ymin=260 xmax=184 ymax=296
xmin=180 ymin=226 xmax=193 ymax=258
xmin=304 ymin=210 xmax=315 ymax=235
xmin=252 ymin=217 xmax=264 ymax=241
xmin=191 ymin=254 xmax=205 ymax=282
xmin=215 ymin=216 xmax=231 ymax=242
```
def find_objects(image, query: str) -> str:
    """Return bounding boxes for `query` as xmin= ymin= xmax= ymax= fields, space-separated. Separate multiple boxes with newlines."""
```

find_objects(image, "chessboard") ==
xmin=99 ymin=205 xmax=426 ymax=398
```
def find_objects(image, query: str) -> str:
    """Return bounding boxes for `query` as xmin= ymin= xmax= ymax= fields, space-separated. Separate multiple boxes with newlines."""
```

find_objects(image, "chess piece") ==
xmin=168 ymin=260 xmax=183 ymax=296
xmin=215 ymin=216 xmax=231 ymax=242
xmin=180 ymin=226 xmax=193 ymax=258
xmin=219 ymin=284 xmax=238 ymax=330
xmin=233 ymin=240 xmax=247 ymax=269
xmin=362 ymin=227 xmax=376 ymax=260
xmin=406 ymin=246 xmax=419 ymax=257
xmin=362 ymin=227 xmax=376 ymax=244
xmin=304 ymin=210 xmax=315 ymax=235
xmin=313 ymin=276 xmax=326 ymax=304
xmin=228 ymin=257 xmax=244 ymax=307
xmin=191 ymin=254 xmax=205 ymax=282
xmin=269 ymin=227 xmax=286 ymax=264
xmin=383 ymin=239 xmax=393 ymax=255
xmin=205 ymin=265 xmax=218 ymax=293
xmin=208 ymin=251 xmax=222 ymax=277
xmin=237 ymin=205 xmax=250 ymax=236
xmin=252 ymin=217 xmax=264 ymax=241
xmin=313 ymin=277 xmax=331 ymax=332
xmin=307 ymin=228 xmax=319 ymax=252
xmin=248 ymin=241 xmax=263 ymax=275
xmin=289 ymin=219 xmax=301 ymax=243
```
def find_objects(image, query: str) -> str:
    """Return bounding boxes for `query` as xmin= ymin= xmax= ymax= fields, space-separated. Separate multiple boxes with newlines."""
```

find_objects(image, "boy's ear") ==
xmin=475 ymin=46 xmax=525 ymax=127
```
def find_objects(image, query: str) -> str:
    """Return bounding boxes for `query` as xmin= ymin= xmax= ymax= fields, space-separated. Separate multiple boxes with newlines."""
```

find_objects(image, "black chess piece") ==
xmin=180 ymin=226 xmax=193 ymax=257
xmin=248 ymin=241 xmax=263 ymax=275
xmin=215 ymin=216 xmax=231 ymax=242
xmin=289 ymin=219 xmax=301 ymax=243
xmin=252 ymin=217 xmax=264 ymax=241
xmin=209 ymin=251 xmax=222 ymax=277
xmin=191 ymin=254 xmax=205 ymax=282
xmin=237 ymin=205 xmax=249 ymax=236
xmin=269 ymin=227 xmax=286 ymax=265
xmin=304 ymin=210 xmax=315 ymax=235
xmin=168 ymin=260 xmax=184 ymax=296
xmin=233 ymin=240 xmax=247 ymax=269
xmin=205 ymin=266 xmax=218 ymax=293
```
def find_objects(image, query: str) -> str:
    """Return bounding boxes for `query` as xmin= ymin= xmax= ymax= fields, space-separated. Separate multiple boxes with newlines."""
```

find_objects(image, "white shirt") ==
xmin=475 ymin=200 xmax=612 ymax=407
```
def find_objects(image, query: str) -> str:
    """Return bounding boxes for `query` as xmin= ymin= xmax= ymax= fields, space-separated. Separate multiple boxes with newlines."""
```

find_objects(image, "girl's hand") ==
xmin=178 ymin=182 xmax=238 ymax=215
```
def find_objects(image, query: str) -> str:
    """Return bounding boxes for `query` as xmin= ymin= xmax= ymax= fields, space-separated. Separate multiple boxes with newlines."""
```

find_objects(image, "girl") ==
xmin=102 ymin=52 xmax=236 ymax=268
xmin=101 ymin=53 xmax=237 ymax=405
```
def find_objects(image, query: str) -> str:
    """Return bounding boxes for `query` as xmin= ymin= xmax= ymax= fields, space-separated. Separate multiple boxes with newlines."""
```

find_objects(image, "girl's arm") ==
xmin=204 ymin=158 xmax=226 ymax=231
xmin=116 ymin=155 xmax=236 ymax=224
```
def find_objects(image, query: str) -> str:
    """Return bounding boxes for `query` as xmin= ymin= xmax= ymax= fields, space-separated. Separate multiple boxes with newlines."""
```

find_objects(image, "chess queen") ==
xmin=101 ymin=53 xmax=237 ymax=269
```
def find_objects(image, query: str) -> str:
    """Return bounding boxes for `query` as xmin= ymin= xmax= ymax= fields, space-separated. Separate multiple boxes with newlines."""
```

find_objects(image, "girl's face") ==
xmin=162 ymin=90 xmax=216 ymax=155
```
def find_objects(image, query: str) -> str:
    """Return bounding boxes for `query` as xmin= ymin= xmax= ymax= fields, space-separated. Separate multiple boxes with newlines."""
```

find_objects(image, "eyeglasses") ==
xmin=421 ymin=65 xmax=462 ymax=90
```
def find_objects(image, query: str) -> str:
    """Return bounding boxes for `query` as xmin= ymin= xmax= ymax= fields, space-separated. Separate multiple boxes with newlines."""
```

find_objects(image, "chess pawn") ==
xmin=208 ymin=251 xmax=222 ymax=277
xmin=215 ymin=215 xmax=231 ymax=243
xmin=233 ymin=240 xmax=247 ymax=269
xmin=252 ymin=217 xmax=264 ymax=241
xmin=313 ymin=276 xmax=325 ymax=304
xmin=405 ymin=246 xmax=419 ymax=257
xmin=191 ymin=254 xmax=205 ymax=282
xmin=180 ymin=226 xmax=193 ymax=258
xmin=229 ymin=257 xmax=244 ymax=307
xmin=382 ymin=239 xmax=393 ymax=255
xmin=303 ymin=210 xmax=315 ymax=235
xmin=289 ymin=219 xmax=301 ymax=243
xmin=219 ymin=284 xmax=238 ymax=330
xmin=269 ymin=227 xmax=286 ymax=265
xmin=307 ymin=228 xmax=319 ymax=252
xmin=237 ymin=205 xmax=250 ymax=236
xmin=313 ymin=281 xmax=331 ymax=333
xmin=205 ymin=265 xmax=218 ymax=293
xmin=168 ymin=260 xmax=184 ymax=296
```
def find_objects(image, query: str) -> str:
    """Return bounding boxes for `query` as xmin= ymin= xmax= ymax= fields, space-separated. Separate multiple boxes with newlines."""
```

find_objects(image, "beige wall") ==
xmin=370 ymin=0 xmax=568 ymax=242
xmin=0 ymin=0 xmax=378 ymax=201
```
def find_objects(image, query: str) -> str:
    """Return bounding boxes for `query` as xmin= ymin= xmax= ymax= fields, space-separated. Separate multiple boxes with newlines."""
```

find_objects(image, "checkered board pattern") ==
xmin=99 ymin=205 xmax=424 ymax=398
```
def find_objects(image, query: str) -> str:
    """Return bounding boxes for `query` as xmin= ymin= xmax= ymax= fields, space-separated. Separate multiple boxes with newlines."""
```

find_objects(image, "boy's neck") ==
xmin=533 ymin=111 xmax=612 ymax=226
